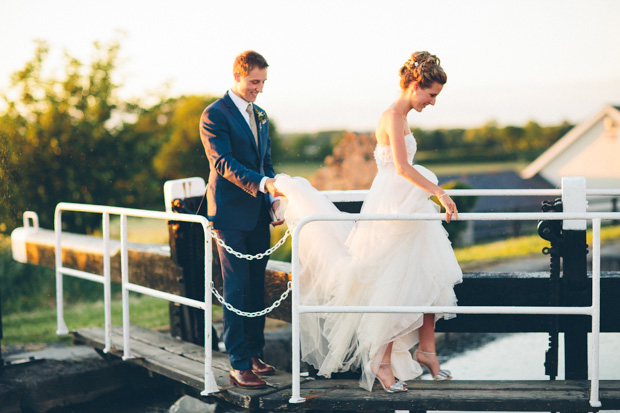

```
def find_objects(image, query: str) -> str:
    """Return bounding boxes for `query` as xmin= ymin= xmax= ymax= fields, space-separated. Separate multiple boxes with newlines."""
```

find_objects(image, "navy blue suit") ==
xmin=200 ymin=93 xmax=275 ymax=370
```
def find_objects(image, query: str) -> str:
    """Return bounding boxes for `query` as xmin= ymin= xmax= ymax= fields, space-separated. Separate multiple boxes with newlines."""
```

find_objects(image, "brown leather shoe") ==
xmin=229 ymin=368 xmax=267 ymax=389
xmin=251 ymin=357 xmax=276 ymax=375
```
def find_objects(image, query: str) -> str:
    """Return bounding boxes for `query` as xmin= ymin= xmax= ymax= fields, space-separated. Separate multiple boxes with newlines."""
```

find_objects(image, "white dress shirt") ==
xmin=227 ymin=91 xmax=272 ymax=199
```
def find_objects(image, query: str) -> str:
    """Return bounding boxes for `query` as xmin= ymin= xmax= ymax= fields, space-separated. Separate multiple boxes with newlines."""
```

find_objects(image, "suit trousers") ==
xmin=215 ymin=201 xmax=271 ymax=370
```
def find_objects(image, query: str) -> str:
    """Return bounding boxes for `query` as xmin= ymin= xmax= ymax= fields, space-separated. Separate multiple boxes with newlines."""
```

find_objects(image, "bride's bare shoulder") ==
xmin=379 ymin=107 xmax=401 ymax=122
xmin=377 ymin=108 xmax=399 ymax=129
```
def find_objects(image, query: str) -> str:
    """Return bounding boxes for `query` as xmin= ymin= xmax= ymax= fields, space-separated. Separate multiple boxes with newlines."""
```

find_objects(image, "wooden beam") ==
xmin=15 ymin=228 xmax=620 ymax=332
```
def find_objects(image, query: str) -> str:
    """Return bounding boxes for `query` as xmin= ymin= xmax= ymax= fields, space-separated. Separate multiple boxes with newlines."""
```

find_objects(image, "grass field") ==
xmin=1 ymin=293 xmax=173 ymax=346
xmin=273 ymin=161 xmax=323 ymax=178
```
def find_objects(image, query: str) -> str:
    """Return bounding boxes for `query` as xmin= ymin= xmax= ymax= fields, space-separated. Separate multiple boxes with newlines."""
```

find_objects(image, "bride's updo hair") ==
xmin=399 ymin=51 xmax=447 ymax=90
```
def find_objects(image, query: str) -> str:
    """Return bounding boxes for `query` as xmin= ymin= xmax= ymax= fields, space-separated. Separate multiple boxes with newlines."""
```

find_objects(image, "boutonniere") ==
xmin=255 ymin=108 xmax=268 ymax=127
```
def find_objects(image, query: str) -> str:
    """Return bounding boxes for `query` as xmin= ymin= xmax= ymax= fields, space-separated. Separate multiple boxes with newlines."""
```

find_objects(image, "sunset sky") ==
xmin=2 ymin=0 xmax=619 ymax=133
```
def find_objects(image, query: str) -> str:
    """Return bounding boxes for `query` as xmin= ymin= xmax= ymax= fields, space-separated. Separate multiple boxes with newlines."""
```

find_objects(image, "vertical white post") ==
xmin=120 ymin=214 xmax=134 ymax=360
xmin=54 ymin=207 xmax=69 ymax=335
xmin=289 ymin=224 xmax=306 ymax=404
xmin=561 ymin=177 xmax=587 ymax=230
xmin=201 ymin=223 xmax=219 ymax=395
xmin=102 ymin=212 xmax=112 ymax=353
xmin=589 ymin=218 xmax=602 ymax=408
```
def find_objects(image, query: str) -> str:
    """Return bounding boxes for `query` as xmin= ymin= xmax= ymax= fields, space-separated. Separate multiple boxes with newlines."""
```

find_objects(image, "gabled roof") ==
xmin=521 ymin=105 xmax=620 ymax=179
xmin=438 ymin=170 xmax=553 ymax=213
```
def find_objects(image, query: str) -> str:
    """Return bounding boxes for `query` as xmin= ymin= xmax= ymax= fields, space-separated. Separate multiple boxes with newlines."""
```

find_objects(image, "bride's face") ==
xmin=410 ymin=82 xmax=443 ymax=112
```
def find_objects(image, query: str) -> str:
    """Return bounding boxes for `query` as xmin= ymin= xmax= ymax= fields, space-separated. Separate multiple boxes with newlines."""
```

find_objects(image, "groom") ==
xmin=199 ymin=50 xmax=283 ymax=389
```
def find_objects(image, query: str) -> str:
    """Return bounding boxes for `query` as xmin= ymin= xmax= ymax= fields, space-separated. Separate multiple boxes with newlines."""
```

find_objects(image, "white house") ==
xmin=521 ymin=105 xmax=620 ymax=189
xmin=521 ymin=105 xmax=620 ymax=214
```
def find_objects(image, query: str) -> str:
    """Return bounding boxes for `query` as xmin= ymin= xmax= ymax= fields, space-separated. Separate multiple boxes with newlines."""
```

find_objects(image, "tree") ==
xmin=0 ymin=40 xmax=155 ymax=233
xmin=150 ymin=95 xmax=218 ymax=181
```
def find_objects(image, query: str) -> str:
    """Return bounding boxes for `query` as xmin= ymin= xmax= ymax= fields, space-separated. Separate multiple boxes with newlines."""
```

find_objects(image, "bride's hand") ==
xmin=438 ymin=193 xmax=458 ymax=223
xmin=265 ymin=178 xmax=284 ymax=198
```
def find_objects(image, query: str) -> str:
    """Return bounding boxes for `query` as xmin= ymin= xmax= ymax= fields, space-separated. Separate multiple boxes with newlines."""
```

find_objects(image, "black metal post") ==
xmin=168 ymin=196 xmax=219 ymax=350
xmin=539 ymin=199 xmax=563 ymax=380
xmin=562 ymin=229 xmax=589 ymax=380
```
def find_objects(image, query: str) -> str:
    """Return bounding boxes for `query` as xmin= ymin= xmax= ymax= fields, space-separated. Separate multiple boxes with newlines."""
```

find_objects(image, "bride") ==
xmin=274 ymin=51 xmax=463 ymax=392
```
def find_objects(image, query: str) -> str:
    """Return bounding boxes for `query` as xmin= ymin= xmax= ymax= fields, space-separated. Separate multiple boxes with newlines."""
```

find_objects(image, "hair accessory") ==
xmin=405 ymin=58 xmax=418 ymax=69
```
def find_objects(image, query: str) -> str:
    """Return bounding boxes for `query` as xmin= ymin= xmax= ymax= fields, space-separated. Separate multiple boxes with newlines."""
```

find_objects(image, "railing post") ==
xmin=289 ymin=225 xmax=305 ymax=404
xmin=589 ymin=218 xmax=602 ymax=408
xmin=201 ymin=223 xmax=219 ymax=395
xmin=54 ymin=207 xmax=69 ymax=335
xmin=120 ymin=214 xmax=134 ymax=360
xmin=561 ymin=177 xmax=589 ymax=380
xmin=102 ymin=212 xmax=112 ymax=353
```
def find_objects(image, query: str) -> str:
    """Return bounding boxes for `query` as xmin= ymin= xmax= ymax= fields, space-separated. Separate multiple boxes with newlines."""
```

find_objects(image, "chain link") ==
xmin=207 ymin=226 xmax=292 ymax=317
xmin=210 ymin=281 xmax=292 ymax=317
xmin=208 ymin=226 xmax=291 ymax=260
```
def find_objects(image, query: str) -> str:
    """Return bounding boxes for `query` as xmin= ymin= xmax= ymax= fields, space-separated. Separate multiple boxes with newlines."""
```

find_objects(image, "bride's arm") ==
xmin=384 ymin=112 xmax=441 ymax=195
xmin=384 ymin=112 xmax=458 ymax=221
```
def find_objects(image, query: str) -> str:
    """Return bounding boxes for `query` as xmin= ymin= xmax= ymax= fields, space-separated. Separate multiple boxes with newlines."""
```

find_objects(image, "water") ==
xmin=432 ymin=332 xmax=620 ymax=413
xmin=441 ymin=332 xmax=620 ymax=381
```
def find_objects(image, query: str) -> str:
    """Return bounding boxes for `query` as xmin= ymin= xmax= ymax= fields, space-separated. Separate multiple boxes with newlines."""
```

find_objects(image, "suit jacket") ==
xmin=200 ymin=93 xmax=275 ymax=231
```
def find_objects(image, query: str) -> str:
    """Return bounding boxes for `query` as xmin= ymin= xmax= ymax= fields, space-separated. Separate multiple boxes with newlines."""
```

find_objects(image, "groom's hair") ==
xmin=233 ymin=51 xmax=269 ymax=77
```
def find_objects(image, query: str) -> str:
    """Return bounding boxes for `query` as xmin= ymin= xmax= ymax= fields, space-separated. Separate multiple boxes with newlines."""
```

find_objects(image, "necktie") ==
xmin=246 ymin=104 xmax=258 ymax=147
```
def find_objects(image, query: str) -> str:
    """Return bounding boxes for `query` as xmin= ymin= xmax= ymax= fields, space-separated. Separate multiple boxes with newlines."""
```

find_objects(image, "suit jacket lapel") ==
xmin=223 ymin=94 xmax=260 ymax=154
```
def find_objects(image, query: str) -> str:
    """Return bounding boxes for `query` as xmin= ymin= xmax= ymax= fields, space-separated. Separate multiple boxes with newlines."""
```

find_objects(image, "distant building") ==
xmin=440 ymin=105 xmax=620 ymax=243
xmin=438 ymin=171 xmax=553 ymax=244
xmin=522 ymin=104 xmax=620 ymax=213
xmin=522 ymin=104 xmax=620 ymax=189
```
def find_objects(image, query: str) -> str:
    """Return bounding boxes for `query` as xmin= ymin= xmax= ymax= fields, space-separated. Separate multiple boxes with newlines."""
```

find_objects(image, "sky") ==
xmin=1 ymin=0 xmax=620 ymax=133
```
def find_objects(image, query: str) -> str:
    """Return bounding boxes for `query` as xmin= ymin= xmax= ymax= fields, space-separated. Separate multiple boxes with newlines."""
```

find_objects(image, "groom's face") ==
xmin=233 ymin=67 xmax=268 ymax=103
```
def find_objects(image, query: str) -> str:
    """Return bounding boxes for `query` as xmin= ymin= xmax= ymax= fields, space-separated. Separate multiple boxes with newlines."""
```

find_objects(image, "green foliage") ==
xmin=278 ymin=130 xmax=345 ymax=162
xmin=412 ymin=120 xmax=573 ymax=164
xmin=0 ymin=41 xmax=237 ymax=235
xmin=0 ymin=40 xmax=161 ymax=234
xmin=150 ymin=95 xmax=218 ymax=180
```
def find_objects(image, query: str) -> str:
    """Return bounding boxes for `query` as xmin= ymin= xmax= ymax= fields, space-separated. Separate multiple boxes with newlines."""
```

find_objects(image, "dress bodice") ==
xmin=374 ymin=133 xmax=417 ymax=169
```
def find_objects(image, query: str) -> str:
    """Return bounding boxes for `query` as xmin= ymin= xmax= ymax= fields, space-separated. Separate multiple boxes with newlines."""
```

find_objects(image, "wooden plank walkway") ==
xmin=73 ymin=326 xmax=620 ymax=412
xmin=73 ymin=325 xmax=296 ymax=410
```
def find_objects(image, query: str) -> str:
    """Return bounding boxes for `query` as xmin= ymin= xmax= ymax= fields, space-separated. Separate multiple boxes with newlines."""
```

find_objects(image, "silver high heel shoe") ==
xmin=369 ymin=361 xmax=408 ymax=393
xmin=414 ymin=349 xmax=452 ymax=381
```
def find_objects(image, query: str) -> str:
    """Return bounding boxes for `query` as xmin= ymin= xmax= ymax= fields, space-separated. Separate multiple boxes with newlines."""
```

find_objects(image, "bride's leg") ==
xmin=416 ymin=313 xmax=447 ymax=377
xmin=371 ymin=342 xmax=399 ymax=388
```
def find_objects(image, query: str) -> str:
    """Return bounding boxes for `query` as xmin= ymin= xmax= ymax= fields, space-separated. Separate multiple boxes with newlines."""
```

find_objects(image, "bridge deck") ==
xmin=73 ymin=326 xmax=620 ymax=412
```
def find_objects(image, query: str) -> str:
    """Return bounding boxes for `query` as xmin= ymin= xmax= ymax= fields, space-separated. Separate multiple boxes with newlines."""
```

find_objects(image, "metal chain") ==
xmin=206 ymin=226 xmax=292 ymax=317
xmin=210 ymin=281 xmax=292 ymax=317
xmin=208 ymin=226 xmax=291 ymax=260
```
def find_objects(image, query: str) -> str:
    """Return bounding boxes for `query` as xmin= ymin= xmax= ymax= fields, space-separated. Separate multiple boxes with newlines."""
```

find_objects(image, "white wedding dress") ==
xmin=274 ymin=133 xmax=463 ymax=391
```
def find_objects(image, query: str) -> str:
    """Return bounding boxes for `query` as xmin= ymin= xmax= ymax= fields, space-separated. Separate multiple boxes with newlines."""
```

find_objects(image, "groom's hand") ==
xmin=270 ymin=199 xmax=284 ymax=226
xmin=265 ymin=178 xmax=284 ymax=198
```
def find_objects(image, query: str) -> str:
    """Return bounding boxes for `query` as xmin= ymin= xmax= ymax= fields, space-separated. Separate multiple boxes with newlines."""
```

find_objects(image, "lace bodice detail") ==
xmin=374 ymin=133 xmax=417 ymax=168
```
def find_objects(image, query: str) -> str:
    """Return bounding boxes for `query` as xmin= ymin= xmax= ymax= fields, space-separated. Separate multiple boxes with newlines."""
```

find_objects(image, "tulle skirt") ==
xmin=274 ymin=165 xmax=462 ymax=391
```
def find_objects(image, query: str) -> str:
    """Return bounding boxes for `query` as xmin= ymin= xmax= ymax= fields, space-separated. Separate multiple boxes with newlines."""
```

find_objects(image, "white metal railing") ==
xmin=322 ymin=188 xmax=620 ymax=202
xmin=48 ymin=177 xmax=620 ymax=407
xmin=54 ymin=202 xmax=219 ymax=395
xmin=289 ymin=211 xmax=619 ymax=408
